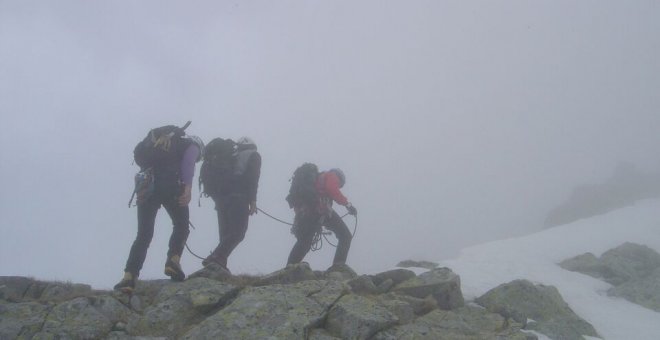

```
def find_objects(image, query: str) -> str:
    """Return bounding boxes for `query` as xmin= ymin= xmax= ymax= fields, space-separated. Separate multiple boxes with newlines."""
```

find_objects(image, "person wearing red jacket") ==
xmin=287 ymin=168 xmax=358 ymax=267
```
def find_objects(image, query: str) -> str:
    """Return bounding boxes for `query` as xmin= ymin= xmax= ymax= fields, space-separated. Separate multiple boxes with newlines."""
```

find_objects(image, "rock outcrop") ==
xmin=1 ymin=263 xmax=597 ymax=339
xmin=475 ymin=279 xmax=599 ymax=340
xmin=559 ymin=242 xmax=660 ymax=312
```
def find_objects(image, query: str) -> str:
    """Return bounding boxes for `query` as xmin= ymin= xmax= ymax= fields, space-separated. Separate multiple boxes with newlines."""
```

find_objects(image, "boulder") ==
xmin=372 ymin=305 xmax=534 ymax=340
xmin=187 ymin=263 xmax=232 ymax=282
xmin=0 ymin=301 xmax=49 ymax=339
xmin=600 ymin=242 xmax=660 ymax=285
xmin=396 ymin=260 xmax=439 ymax=270
xmin=324 ymin=263 xmax=358 ymax=281
xmin=347 ymin=275 xmax=379 ymax=294
xmin=370 ymin=268 xmax=417 ymax=286
xmin=182 ymin=280 xmax=345 ymax=339
xmin=378 ymin=292 xmax=437 ymax=316
xmin=0 ymin=277 xmax=92 ymax=303
xmin=0 ymin=277 xmax=36 ymax=302
xmin=558 ymin=252 xmax=617 ymax=281
xmin=608 ymin=267 xmax=660 ymax=312
xmin=34 ymin=295 xmax=132 ymax=339
xmin=393 ymin=267 xmax=464 ymax=310
xmin=128 ymin=277 xmax=238 ymax=337
xmin=325 ymin=294 xmax=399 ymax=339
xmin=255 ymin=262 xmax=318 ymax=286
xmin=476 ymin=279 xmax=598 ymax=340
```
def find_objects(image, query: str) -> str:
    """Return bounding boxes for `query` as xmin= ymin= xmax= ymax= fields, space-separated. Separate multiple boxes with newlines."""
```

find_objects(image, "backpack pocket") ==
xmin=134 ymin=168 xmax=155 ymax=205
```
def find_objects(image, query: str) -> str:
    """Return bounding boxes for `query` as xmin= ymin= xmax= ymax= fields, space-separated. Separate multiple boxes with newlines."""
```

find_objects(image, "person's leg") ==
xmin=323 ymin=210 xmax=353 ymax=265
xmin=162 ymin=196 xmax=190 ymax=281
xmin=116 ymin=198 xmax=160 ymax=292
xmin=208 ymin=196 xmax=249 ymax=269
xmin=287 ymin=213 xmax=321 ymax=265
xmin=124 ymin=200 xmax=160 ymax=277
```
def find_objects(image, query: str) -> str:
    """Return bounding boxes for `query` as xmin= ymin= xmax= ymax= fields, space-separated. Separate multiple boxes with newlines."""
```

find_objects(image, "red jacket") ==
xmin=316 ymin=171 xmax=349 ymax=206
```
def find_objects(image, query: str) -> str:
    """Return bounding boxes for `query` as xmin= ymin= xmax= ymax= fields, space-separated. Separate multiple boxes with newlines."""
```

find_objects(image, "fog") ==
xmin=1 ymin=1 xmax=659 ymax=289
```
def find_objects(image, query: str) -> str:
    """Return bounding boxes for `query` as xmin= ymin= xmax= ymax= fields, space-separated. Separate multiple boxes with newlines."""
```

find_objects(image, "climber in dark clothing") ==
xmin=287 ymin=168 xmax=357 ymax=266
xmin=115 ymin=129 xmax=204 ymax=294
xmin=203 ymin=137 xmax=261 ymax=272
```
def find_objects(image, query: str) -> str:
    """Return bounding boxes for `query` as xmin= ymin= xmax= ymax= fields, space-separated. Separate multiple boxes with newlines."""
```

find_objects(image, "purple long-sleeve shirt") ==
xmin=180 ymin=144 xmax=200 ymax=186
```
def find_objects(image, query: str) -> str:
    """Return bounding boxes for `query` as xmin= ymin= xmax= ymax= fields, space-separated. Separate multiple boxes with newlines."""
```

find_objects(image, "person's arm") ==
xmin=178 ymin=144 xmax=200 ymax=206
xmin=246 ymin=152 xmax=261 ymax=214
xmin=324 ymin=172 xmax=349 ymax=206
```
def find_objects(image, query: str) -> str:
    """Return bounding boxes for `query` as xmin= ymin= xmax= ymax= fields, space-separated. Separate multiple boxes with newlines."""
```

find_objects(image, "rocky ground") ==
xmin=1 ymin=262 xmax=600 ymax=339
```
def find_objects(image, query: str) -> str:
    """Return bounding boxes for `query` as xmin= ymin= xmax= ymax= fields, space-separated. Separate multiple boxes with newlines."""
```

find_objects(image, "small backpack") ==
xmin=133 ymin=122 xmax=190 ymax=169
xmin=199 ymin=137 xmax=237 ymax=197
xmin=286 ymin=163 xmax=320 ymax=209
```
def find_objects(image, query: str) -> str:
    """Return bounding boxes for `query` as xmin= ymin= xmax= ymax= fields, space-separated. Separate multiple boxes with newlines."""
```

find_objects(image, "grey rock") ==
xmin=370 ymin=268 xmax=417 ymax=286
xmin=308 ymin=328 xmax=342 ymax=339
xmin=35 ymin=295 xmax=131 ymax=339
xmin=608 ymin=267 xmax=660 ymax=312
xmin=325 ymin=263 xmax=358 ymax=281
xmin=187 ymin=263 xmax=232 ymax=281
xmin=325 ymin=294 xmax=399 ymax=339
xmin=373 ymin=305 xmax=533 ymax=340
xmin=0 ymin=301 xmax=50 ymax=339
xmin=182 ymin=280 xmax=345 ymax=339
xmin=376 ymin=278 xmax=395 ymax=294
xmin=476 ymin=279 xmax=598 ymax=340
xmin=377 ymin=298 xmax=415 ymax=324
xmin=347 ymin=275 xmax=379 ymax=294
xmin=127 ymin=279 xmax=170 ymax=308
xmin=255 ymin=262 xmax=318 ymax=286
xmin=128 ymin=277 xmax=238 ymax=337
xmin=396 ymin=260 xmax=439 ymax=270
xmin=105 ymin=331 xmax=168 ymax=340
xmin=0 ymin=276 xmax=36 ymax=302
xmin=39 ymin=282 xmax=93 ymax=302
xmin=600 ymin=242 xmax=660 ymax=285
xmin=393 ymin=267 xmax=464 ymax=310
xmin=558 ymin=252 xmax=617 ymax=281
xmin=380 ymin=292 xmax=438 ymax=315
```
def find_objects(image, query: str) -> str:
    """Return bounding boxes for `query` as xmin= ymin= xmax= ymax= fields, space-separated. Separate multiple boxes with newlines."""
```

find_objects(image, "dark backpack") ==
xmin=133 ymin=123 xmax=189 ymax=170
xmin=199 ymin=138 xmax=237 ymax=197
xmin=286 ymin=163 xmax=320 ymax=209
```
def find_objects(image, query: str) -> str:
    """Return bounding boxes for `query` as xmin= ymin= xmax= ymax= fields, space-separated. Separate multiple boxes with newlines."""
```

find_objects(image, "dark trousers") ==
xmin=287 ymin=209 xmax=352 ymax=265
xmin=207 ymin=195 xmax=250 ymax=268
xmin=124 ymin=190 xmax=190 ymax=277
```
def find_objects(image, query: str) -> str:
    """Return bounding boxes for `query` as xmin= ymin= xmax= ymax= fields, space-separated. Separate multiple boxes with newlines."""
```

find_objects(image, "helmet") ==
xmin=236 ymin=136 xmax=255 ymax=146
xmin=185 ymin=135 xmax=205 ymax=162
xmin=329 ymin=168 xmax=345 ymax=187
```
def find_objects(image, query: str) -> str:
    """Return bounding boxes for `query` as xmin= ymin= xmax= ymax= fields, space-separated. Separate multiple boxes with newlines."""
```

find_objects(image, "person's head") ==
xmin=236 ymin=136 xmax=257 ymax=150
xmin=329 ymin=168 xmax=345 ymax=187
xmin=185 ymin=135 xmax=205 ymax=161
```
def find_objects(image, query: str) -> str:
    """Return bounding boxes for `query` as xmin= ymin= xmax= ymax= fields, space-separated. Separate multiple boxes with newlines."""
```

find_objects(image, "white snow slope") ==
xmin=440 ymin=198 xmax=660 ymax=340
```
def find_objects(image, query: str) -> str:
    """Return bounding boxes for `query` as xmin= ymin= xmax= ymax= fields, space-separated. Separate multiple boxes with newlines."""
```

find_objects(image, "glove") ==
xmin=346 ymin=202 xmax=357 ymax=216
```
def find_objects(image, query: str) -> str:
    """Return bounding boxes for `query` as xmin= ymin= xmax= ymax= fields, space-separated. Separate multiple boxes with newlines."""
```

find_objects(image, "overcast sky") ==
xmin=1 ymin=1 xmax=659 ymax=289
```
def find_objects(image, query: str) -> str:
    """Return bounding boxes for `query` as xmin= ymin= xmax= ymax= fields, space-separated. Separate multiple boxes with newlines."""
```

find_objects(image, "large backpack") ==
xmin=286 ymin=163 xmax=320 ymax=209
xmin=133 ymin=122 xmax=190 ymax=170
xmin=199 ymin=137 xmax=237 ymax=197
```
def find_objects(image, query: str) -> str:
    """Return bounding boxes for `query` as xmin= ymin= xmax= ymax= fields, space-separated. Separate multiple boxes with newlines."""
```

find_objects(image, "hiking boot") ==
xmin=164 ymin=255 xmax=185 ymax=282
xmin=113 ymin=272 xmax=136 ymax=294
xmin=202 ymin=254 xmax=229 ymax=272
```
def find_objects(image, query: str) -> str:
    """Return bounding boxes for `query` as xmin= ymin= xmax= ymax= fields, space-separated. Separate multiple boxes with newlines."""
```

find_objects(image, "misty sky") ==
xmin=1 ymin=1 xmax=659 ymax=289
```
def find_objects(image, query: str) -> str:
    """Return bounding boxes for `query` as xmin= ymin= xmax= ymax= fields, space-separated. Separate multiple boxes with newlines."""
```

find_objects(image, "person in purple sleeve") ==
xmin=114 ymin=127 xmax=204 ymax=294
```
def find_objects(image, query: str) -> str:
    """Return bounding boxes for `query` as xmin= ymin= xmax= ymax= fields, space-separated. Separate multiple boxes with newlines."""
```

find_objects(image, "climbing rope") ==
xmin=185 ymin=221 xmax=207 ymax=260
xmin=257 ymin=207 xmax=358 ymax=251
